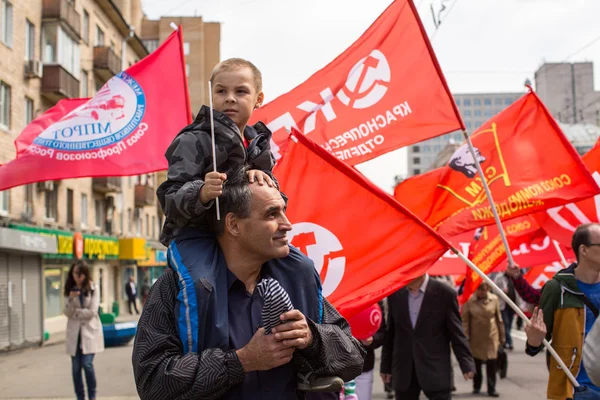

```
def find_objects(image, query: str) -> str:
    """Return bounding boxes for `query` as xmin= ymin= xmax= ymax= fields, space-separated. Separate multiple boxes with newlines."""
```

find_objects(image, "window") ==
xmin=23 ymin=97 xmax=34 ymax=125
xmin=45 ymin=187 xmax=58 ymax=220
xmin=136 ymin=210 xmax=141 ymax=236
xmin=474 ymin=109 xmax=482 ymax=117
xmin=0 ymin=190 xmax=8 ymax=214
xmin=463 ymin=99 xmax=471 ymax=106
xmin=475 ymin=120 xmax=483 ymax=128
xmin=1 ymin=0 xmax=13 ymax=47
xmin=484 ymin=109 xmax=494 ymax=117
xmin=484 ymin=98 xmax=492 ymax=106
xmin=127 ymin=208 xmax=132 ymax=233
xmin=422 ymin=145 xmax=431 ymax=152
xmin=463 ymin=110 xmax=471 ymax=117
xmin=82 ymin=10 xmax=89 ymax=43
xmin=473 ymin=99 xmax=481 ymax=106
xmin=412 ymin=145 xmax=420 ymax=153
xmin=0 ymin=81 xmax=10 ymax=129
xmin=146 ymin=214 xmax=150 ymax=237
xmin=120 ymin=211 xmax=124 ymax=235
xmin=454 ymin=98 xmax=460 ymax=106
xmin=183 ymin=42 xmax=190 ymax=55
xmin=142 ymin=39 xmax=159 ymax=53
xmin=81 ymin=70 xmax=88 ymax=97
xmin=66 ymin=189 xmax=74 ymax=225
xmin=96 ymin=26 xmax=104 ymax=46
xmin=81 ymin=193 xmax=88 ymax=227
xmin=495 ymin=98 xmax=503 ymax=105
xmin=505 ymin=98 xmax=512 ymax=105
xmin=42 ymin=25 xmax=80 ymax=78
xmin=94 ymin=199 xmax=103 ymax=228
xmin=24 ymin=185 xmax=33 ymax=215
xmin=413 ymin=157 xmax=421 ymax=165
xmin=25 ymin=20 xmax=34 ymax=60
xmin=466 ymin=121 xmax=472 ymax=129
xmin=152 ymin=215 xmax=156 ymax=239
xmin=413 ymin=169 xmax=421 ymax=175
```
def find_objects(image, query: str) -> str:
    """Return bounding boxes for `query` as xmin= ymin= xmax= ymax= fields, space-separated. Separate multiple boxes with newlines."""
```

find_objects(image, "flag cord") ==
xmin=553 ymin=240 xmax=570 ymax=268
xmin=462 ymin=130 xmax=515 ymax=265
xmin=208 ymin=80 xmax=221 ymax=221
xmin=453 ymin=248 xmax=580 ymax=388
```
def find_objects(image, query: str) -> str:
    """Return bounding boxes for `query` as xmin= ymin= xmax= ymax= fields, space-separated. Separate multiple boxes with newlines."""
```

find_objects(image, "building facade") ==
xmin=535 ymin=62 xmax=600 ymax=125
xmin=407 ymin=92 xmax=524 ymax=176
xmin=0 ymin=0 xmax=166 ymax=351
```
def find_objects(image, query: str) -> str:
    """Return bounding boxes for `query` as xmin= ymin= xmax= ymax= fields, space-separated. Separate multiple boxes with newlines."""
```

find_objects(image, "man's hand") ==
xmin=525 ymin=307 xmax=547 ymax=347
xmin=236 ymin=328 xmax=295 ymax=372
xmin=506 ymin=262 xmax=521 ymax=279
xmin=463 ymin=371 xmax=475 ymax=380
xmin=247 ymin=170 xmax=274 ymax=187
xmin=360 ymin=337 xmax=374 ymax=346
xmin=200 ymin=171 xmax=227 ymax=205
xmin=272 ymin=310 xmax=313 ymax=350
xmin=380 ymin=373 xmax=392 ymax=384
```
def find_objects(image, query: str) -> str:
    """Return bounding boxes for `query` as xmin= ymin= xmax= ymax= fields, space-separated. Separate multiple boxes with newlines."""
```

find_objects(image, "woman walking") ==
xmin=64 ymin=261 xmax=104 ymax=400
xmin=462 ymin=282 xmax=505 ymax=397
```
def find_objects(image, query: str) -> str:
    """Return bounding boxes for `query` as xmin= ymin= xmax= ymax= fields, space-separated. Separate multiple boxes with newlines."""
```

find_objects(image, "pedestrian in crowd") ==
xmin=461 ymin=281 xmax=505 ymax=397
xmin=524 ymin=223 xmax=600 ymax=399
xmin=133 ymin=168 xmax=365 ymax=399
xmin=64 ymin=261 xmax=104 ymax=400
xmin=381 ymin=274 xmax=475 ymax=400
xmin=493 ymin=272 xmax=517 ymax=350
xmin=141 ymin=278 xmax=151 ymax=306
xmin=355 ymin=300 xmax=387 ymax=400
xmin=124 ymin=275 xmax=139 ymax=314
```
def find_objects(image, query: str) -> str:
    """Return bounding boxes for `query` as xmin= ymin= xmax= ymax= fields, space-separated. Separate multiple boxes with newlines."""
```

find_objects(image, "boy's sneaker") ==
xmin=297 ymin=372 xmax=344 ymax=392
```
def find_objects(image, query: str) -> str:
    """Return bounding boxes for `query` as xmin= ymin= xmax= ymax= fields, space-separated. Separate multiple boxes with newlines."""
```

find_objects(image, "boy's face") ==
xmin=212 ymin=67 xmax=264 ymax=133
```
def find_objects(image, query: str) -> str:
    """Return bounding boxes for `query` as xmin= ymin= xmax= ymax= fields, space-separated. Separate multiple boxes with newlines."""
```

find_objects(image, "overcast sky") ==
xmin=142 ymin=0 xmax=600 ymax=191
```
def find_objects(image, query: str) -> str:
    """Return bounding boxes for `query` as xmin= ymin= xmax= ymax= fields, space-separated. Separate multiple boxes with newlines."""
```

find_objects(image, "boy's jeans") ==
xmin=573 ymin=386 xmax=600 ymax=400
xmin=72 ymin=345 xmax=96 ymax=400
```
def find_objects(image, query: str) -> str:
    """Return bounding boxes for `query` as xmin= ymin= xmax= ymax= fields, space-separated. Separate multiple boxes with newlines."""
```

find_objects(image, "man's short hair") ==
xmin=572 ymin=223 xmax=600 ymax=262
xmin=210 ymin=58 xmax=263 ymax=93
xmin=209 ymin=167 xmax=253 ymax=236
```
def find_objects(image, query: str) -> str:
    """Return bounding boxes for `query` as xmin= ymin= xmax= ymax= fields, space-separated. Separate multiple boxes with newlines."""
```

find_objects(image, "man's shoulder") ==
xmin=429 ymin=278 xmax=458 ymax=298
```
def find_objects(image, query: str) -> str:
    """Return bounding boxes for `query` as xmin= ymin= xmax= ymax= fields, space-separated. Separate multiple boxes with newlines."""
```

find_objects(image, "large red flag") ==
xmin=0 ymin=28 xmax=191 ymax=190
xmin=252 ymin=0 xmax=463 ymax=165
xmin=394 ymin=91 xmax=599 ymax=238
xmin=534 ymin=139 xmax=600 ymax=248
xmin=274 ymin=128 xmax=452 ymax=317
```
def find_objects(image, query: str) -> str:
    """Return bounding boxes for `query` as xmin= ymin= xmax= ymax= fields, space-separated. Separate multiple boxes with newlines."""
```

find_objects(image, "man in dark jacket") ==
xmin=381 ymin=274 xmax=475 ymax=400
xmin=133 ymin=168 xmax=365 ymax=399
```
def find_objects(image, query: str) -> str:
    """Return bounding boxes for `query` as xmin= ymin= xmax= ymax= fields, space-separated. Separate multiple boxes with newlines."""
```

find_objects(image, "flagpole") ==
xmin=553 ymin=240 xmax=570 ymax=268
xmin=454 ymin=248 xmax=580 ymax=388
xmin=463 ymin=130 xmax=515 ymax=265
xmin=208 ymin=80 xmax=221 ymax=221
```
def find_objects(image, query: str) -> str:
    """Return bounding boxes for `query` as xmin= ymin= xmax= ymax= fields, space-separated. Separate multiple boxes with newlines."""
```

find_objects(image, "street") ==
xmin=0 ymin=330 xmax=548 ymax=400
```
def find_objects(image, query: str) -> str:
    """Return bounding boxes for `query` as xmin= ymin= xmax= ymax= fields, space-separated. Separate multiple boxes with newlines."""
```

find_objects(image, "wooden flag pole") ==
xmin=454 ymin=248 xmax=580 ymax=388
xmin=208 ymin=80 xmax=221 ymax=221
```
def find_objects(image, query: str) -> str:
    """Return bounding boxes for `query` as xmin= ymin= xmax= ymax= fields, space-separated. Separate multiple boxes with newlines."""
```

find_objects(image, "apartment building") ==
xmin=0 ymin=0 xmax=166 ymax=351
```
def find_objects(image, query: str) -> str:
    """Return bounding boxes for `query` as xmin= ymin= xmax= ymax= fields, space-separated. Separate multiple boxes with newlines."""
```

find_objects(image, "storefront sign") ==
xmin=73 ymin=232 xmax=84 ymax=259
xmin=10 ymin=224 xmax=71 ymax=258
xmin=156 ymin=250 xmax=167 ymax=263
xmin=83 ymin=234 xmax=119 ymax=260
xmin=119 ymin=238 xmax=147 ymax=260
xmin=137 ymin=246 xmax=168 ymax=267
xmin=0 ymin=226 xmax=57 ymax=254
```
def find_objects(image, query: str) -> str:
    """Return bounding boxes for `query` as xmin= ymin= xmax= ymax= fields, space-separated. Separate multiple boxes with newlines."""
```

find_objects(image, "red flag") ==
xmin=534 ymin=139 xmax=600 ymax=248
xmin=0 ymin=28 xmax=191 ymax=190
xmin=525 ymin=261 xmax=568 ymax=290
xmin=394 ymin=91 xmax=599 ymax=238
xmin=252 ymin=0 xmax=463 ymax=165
xmin=274 ymin=128 xmax=452 ymax=317
xmin=460 ymin=216 xmax=543 ymax=303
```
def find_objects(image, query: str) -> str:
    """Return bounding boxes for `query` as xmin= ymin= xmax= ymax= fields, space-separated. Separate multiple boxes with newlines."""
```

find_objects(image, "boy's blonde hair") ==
xmin=209 ymin=58 xmax=263 ymax=93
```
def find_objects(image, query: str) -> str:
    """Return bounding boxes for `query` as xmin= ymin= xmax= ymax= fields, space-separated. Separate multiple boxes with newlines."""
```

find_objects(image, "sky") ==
xmin=142 ymin=0 xmax=600 ymax=192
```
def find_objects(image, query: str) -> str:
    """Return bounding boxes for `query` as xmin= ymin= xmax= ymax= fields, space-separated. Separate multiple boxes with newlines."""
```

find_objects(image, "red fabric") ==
xmin=251 ymin=0 xmax=463 ymax=165
xmin=274 ymin=128 xmax=452 ymax=318
xmin=0 ymin=28 xmax=191 ymax=190
xmin=394 ymin=91 xmax=600 ymax=238
xmin=534 ymin=138 xmax=600 ymax=248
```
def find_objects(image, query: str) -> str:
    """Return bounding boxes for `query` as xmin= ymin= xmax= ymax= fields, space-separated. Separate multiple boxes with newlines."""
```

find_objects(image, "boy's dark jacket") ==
xmin=157 ymin=105 xmax=275 ymax=246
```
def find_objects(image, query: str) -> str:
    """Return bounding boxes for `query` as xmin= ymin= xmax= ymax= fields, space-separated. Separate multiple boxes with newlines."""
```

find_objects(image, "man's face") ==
xmin=236 ymin=183 xmax=292 ymax=261
xmin=211 ymin=67 xmax=263 ymax=133
xmin=581 ymin=225 xmax=600 ymax=270
xmin=406 ymin=274 xmax=426 ymax=291
xmin=476 ymin=283 xmax=489 ymax=299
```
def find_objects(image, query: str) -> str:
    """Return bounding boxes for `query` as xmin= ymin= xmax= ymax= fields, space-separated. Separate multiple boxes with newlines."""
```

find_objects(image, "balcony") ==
xmin=41 ymin=65 xmax=80 ymax=103
xmin=94 ymin=46 xmax=122 ymax=82
xmin=42 ymin=0 xmax=81 ymax=39
xmin=92 ymin=177 xmax=122 ymax=194
xmin=135 ymin=184 xmax=155 ymax=207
